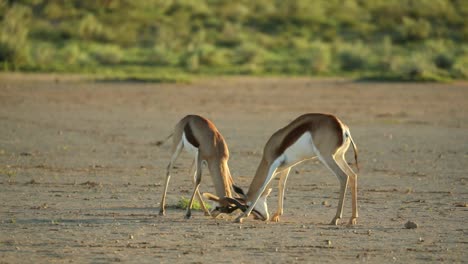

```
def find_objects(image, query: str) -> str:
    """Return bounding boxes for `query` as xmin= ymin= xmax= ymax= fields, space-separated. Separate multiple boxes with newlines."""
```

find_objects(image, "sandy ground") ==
xmin=0 ymin=74 xmax=467 ymax=263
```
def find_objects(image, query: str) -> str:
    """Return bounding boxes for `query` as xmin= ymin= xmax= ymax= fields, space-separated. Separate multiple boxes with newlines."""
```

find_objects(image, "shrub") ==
xmin=79 ymin=14 xmax=112 ymax=42
xmin=216 ymin=22 xmax=243 ymax=48
xmin=434 ymin=53 xmax=454 ymax=70
xmin=232 ymin=42 xmax=266 ymax=65
xmin=89 ymin=44 xmax=123 ymax=65
xmin=198 ymin=44 xmax=229 ymax=67
xmin=374 ymin=36 xmax=396 ymax=72
xmin=337 ymin=42 xmax=370 ymax=71
xmin=309 ymin=41 xmax=331 ymax=73
xmin=59 ymin=43 xmax=91 ymax=67
xmin=452 ymin=55 xmax=468 ymax=78
xmin=30 ymin=43 xmax=57 ymax=70
xmin=394 ymin=53 xmax=446 ymax=81
xmin=398 ymin=17 xmax=432 ymax=42
xmin=0 ymin=4 xmax=32 ymax=68
xmin=180 ymin=46 xmax=200 ymax=72
xmin=148 ymin=45 xmax=179 ymax=66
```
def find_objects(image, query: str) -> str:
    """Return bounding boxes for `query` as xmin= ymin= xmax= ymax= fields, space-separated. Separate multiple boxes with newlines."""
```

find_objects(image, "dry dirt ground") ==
xmin=0 ymin=74 xmax=467 ymax=263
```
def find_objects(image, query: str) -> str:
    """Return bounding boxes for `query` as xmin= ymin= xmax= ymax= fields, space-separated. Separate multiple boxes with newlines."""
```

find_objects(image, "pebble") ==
xmin=405 ymin=221 xmax=418 ymax=229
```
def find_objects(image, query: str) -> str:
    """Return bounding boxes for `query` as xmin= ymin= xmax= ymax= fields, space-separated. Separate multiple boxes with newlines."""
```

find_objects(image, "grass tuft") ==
xmin=176 ymin=196 xmax=211 ymax=211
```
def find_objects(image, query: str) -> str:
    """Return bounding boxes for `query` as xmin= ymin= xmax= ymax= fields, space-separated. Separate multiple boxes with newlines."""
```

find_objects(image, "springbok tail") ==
xmin=346 ymin=131 xmax=359 ymax=172
xmin=155 ymin=133 xmax=173 ymax=147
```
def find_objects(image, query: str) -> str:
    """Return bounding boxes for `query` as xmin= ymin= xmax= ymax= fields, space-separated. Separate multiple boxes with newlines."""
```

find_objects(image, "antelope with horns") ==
xmin=158 ymin=115 xmax=237 ymax=219
xmin=224 ymin=113 xmax=359 ymax=225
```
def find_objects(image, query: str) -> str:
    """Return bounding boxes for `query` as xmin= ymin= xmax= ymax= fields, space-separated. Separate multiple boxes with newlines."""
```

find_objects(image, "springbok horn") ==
xmin=232 ymin=184 xmax=246 ymax=197
xmin=202 ymin=192 xmax=220 ymax=202
xmin=224 ymin=197 xmax=247 ymax=212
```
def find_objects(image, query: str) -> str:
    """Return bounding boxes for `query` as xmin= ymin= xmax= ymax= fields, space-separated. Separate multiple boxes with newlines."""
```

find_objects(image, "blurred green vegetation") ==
xmin=1 ymin=0 xmax=467 ymax=81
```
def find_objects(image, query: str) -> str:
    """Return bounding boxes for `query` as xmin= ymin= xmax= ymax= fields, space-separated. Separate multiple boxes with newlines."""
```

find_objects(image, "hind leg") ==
xmin=159 ymin=140 xmax=183 ymax=216
xmin=320 ymin=155 xmax=349 ymax=225
xmin=335 ymin=153 xmax=358 ymax=225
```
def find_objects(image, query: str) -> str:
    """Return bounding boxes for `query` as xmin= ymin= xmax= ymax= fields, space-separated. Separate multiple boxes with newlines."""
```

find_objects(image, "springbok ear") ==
xmin=224 ymin=197 xmax=247 ymax=212
xmin=232 ymin=184 xmax=246 ymax=197
xmin=202 ymin=192 xmax=219 ymax=202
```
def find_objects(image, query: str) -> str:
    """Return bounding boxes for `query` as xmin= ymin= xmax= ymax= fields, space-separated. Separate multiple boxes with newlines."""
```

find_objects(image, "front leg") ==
xmin=271 ymin=168 xmax=291 ymax=222
xmin=185 ymin=155 xmax=203 ymax=219
xmin=234 ymin=158 xmax=283 ymax=223
xmin=196 ymin=189 xmax=211 ymax=216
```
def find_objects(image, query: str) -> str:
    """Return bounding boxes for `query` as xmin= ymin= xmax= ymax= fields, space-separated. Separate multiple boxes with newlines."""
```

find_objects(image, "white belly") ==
xmin=282 ymin=132 xmax=317 ymax=167
xmin=182 ymin=132 xmax=198 ymax=157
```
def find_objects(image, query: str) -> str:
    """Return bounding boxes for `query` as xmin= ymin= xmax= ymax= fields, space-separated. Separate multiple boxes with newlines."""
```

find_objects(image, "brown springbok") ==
xmin=158 ymin=115 xmax=236 ymax=219
xmin=222 ymin=113 xmax=359 ymax=225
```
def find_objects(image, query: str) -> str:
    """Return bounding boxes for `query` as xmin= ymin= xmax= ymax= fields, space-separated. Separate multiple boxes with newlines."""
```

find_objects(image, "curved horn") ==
xmin=224 ymin=197 xmax=247 ymax=212
xmin=202 ymin=192 xmax=220 ymax=202
xmin=232 ymin=184 xmax=246 ymax=197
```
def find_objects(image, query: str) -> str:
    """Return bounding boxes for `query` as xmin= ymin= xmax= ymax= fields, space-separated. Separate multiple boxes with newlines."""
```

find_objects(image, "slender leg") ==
xmin=235 ymin=158 xmax=282 ymax=223
xmin=321 ymin=155 xmax=349 ymax=225
xmin=336 ymin=154 xmax=358 ymax=225
xmin=185 ymin=154 xmax=203 ymax=219
xmin=271 ymin=168 xmax=291 ymax=222
xmin=159 ymin=141 xmax=183 ymax=216
xmin=190 ymin=155 xmax=210 ymax=216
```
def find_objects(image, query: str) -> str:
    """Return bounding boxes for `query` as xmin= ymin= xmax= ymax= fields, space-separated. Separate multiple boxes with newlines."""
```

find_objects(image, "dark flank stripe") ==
xmin=276 ymin=123 xmax=310 ymax=156
xmin=276 ymin=115 xmax=344 ymax=156
xmin=184 ymin=123 xmax=200 ymax=148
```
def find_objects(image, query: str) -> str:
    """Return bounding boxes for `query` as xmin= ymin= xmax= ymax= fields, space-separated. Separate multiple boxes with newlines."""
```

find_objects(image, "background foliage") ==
xmin=1 ymin=0 xmax=467 ymax=81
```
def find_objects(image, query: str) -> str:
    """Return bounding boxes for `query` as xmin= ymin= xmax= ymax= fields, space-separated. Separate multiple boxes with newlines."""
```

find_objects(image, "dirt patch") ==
xmin=0 ymin=75 xmax=467 ymax=263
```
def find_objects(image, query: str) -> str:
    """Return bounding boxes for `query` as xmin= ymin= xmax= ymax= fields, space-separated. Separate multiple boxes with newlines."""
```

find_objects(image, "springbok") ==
xmin=158 ymin=115 xmax=237 ymax=219
xmin=223 ymin=113 xmax=359 ymax=225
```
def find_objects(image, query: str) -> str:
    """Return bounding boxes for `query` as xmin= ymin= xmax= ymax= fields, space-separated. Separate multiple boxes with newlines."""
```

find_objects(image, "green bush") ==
xmin=394 ymin=53 xmax=446 ymax=81
xmin=398 ymin=17 xmax=432 ymax=42
xmin=30 ymin=43 xmax=57 ymax=70
xmin=232 ymin=42 xmax=266 ymax=65
xmin=0 ymin=0 xmax=467 ymax=81
xmin=374 ymin=36 xmax=396 ymax=72
xmin=89 ymin=44 xmax=123 ymax=65
xmin=337 ymin=42 xmax=370 ymax=71
xmin=434 ymin=53 xmax=454 ymax=70
xmin=198 ymin=44 xmax=229 ymax=67
xmin=309 ymin=41 xmax=331 ymax=73
xmin=148 ymin=45 xmax=179 ymax=66
xmin=452 ymin=55 xmax=468 ymax=78
xmin=0 ymin=4 xmax=32 ymax=68
xmin=79 ymin=14 xmax=112 ymax=42
xmin=59 ymin=43 xmax=91 ymax=67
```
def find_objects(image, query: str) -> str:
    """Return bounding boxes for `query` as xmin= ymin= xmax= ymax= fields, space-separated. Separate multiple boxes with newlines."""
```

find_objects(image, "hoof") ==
xmin=204 ymin=211 xmax=212 ymax=217
xmin=185 ymin=213 xmax=192 ymax=219
xmin=159 ymin=211 xmax=166 ymax=216
xmin=329 ymin=217 xmax=340 ymax=226
xmin=348 ymin=217 xmax=357 ymax=226
xmin=234 ymin=215 xmax=244 ymax=223
xmin=271 ymin=213 xmax=280 ymax=222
